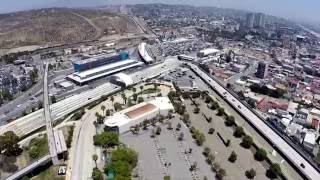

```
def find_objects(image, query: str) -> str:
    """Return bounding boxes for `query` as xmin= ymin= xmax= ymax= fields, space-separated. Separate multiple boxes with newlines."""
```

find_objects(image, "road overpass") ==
xmin=6 ymin=155 xmax=52 ymax=180
xmin=188 ymin=63 xmax=320 ymax=180
xmin=44 ymin=63 xmax=59 ymax=164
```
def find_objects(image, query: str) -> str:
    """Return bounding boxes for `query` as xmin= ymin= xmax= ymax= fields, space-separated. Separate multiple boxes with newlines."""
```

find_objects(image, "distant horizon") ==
xmin=0 ymin=0 xmax=319 ymax=26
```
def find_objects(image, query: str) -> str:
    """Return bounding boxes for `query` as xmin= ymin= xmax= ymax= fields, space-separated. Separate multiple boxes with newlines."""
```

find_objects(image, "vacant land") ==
xmin=0 ymin=8 xmax=141 ymax=51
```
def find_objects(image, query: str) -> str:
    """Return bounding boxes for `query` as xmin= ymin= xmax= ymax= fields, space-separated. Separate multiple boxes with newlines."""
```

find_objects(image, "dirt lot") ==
xmin=0 ymin=8 xmax=141 ymax=50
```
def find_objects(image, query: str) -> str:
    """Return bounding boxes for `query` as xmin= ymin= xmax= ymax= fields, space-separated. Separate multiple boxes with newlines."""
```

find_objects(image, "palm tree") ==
xmin=132 ymin=87 xmax=137 ymax=94
xmin=121 ymin=93 xmax=127 ymax=105
xmin=140 ymin=85 xmax=144 ymax=94
xmin=92 ymin=154 xmax=98 ymax=167
xmin=110 ymin=96 xmax=114 ymax=108
xmin=101 ymin=105 xmax=106 ymax=116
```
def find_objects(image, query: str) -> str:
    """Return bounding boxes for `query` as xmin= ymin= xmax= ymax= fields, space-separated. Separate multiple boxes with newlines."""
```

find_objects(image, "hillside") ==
xmin=0 ymin=8 xmax=141 ymax=51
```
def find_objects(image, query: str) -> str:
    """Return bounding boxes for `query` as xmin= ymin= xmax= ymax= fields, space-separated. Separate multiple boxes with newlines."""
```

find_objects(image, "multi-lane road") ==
xmin=188 ymin=63 xmax=320 ymax=180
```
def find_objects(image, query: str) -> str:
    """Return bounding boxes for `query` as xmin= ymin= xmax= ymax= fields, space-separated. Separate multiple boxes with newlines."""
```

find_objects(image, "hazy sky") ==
xmin=0 ymin=0 xmax=319 ymax=23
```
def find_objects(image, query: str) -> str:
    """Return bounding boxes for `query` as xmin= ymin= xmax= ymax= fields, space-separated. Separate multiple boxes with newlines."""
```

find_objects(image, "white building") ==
xmin=303 ymin=130 xmax=317 ymax=151
xmin=104 ymin=97 xmax=174 ymax=134
xmin=138 ymin=42 xmax=154 ymax=64
xmin=197 ymin=48 xmax=220 ymax=57
xmin=67 ymin=59 xmax=143 ymax=85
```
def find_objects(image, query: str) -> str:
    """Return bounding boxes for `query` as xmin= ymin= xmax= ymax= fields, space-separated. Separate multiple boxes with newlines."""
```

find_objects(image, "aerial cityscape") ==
xmin=0 ymin=1 xmax=320 ymax=180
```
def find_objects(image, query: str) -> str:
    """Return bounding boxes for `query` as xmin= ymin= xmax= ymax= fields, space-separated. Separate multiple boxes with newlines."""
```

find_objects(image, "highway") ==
xmin=6 ymin=155 xmax=52 ymax=180
xmin=0 ymin=57 xmax=180 ymax=137
xmin=188 ymin=63 xmax=320 ymax=180
xmin=43 ymin=63 xmax=59 ymax=164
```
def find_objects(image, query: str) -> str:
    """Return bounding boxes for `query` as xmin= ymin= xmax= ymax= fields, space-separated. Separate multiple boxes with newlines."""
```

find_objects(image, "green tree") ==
xmin=92 ymin=154 xmax=98 ymax=167
xmin=241 ymin=135 xmax=253 ymax=149
xmin=92 ymin=167 xmax=103 ymax=180
xmin=110 ymin=96 xmax=114 ymax=107
xmin=267 ymin=163 xmax=282 ymax=179
xmin=203 ymin=147 xmax=211 ymax=157
xmin=245 ymin=168 xmax=256 ymax=179
xmin=132 ymin=93 xmax=138 ymax=102
xmin=254 ymin=148 xmax=267 ymax=161
xmin=114 ymin=102 xmax=123 ymax=111
xmin=93 ymin=132 xmax=119 ymax=148
xmin=234 ymin=126 xmax=245 ymax=138
xmin=207 ymin=152 xmax=215 ymax=164
xmin=228 ymin=151 xmax=237 ymax=163
xmin=139 ymin=85 xmax=144 ymax=94
xmin=138 ymin=97 xmax=144 ymax=103
xmin=197 ymin=133 xmax=206 ymax=146
xmin=121 ymin=93 xmax=127 ymax=105
xmin=106 ymin=147 xmax=138 ymax=179
xmin=225 ymin=115 xmax=235 ymax=126
xmin=217 ymin=107 xmax=225 ymax=116
xmin=0 ymin=131 xmax=22 ymax=156
xmin=216 ymin=168 xmax=226 ymax=180
xmin=164 ymin=176 xmax=171 ymax=180
xmin=210 ymin=101 xmax=219 ymax=110
xmin=100 ymin=105 xmax=105 ymax=115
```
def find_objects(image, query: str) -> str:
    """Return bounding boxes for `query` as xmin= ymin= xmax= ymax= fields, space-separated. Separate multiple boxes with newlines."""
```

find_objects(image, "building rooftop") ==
xmin=125 ymin=104 xmax=157 ymax=119
xmin=73 ymin=53 xmax=118 ymax=65
xmin=67 ymin=59 xmax=143 ymax=84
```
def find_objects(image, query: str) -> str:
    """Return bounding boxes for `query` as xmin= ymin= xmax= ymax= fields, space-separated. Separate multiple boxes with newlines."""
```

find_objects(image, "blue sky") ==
xmin=0 ymin=0 xmax=319 ymax=23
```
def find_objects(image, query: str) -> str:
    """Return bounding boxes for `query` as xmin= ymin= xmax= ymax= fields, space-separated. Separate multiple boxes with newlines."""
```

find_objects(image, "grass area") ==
xmin=31 ymin=165 xmax=64 ymax=180
xmin=27 ymin=136 xmax=49 ymax=159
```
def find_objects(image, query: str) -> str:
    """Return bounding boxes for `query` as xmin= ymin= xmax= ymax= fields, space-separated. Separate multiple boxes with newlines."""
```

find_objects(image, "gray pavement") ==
xmin=121 ymin=116 xmax=215 ymax=180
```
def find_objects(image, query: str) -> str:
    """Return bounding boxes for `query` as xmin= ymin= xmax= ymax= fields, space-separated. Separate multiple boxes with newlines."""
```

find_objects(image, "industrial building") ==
xmin=67 ymin=59 xmax=143 ymax=85
xmin=73 ymin=52 xmax=129 ymax=72
xmin=104 ymin=97 xmax=174 ymax=134
xmin=197 ymin=48 xmax=220 ymax=57
xmin=138 ymin=42 xmax=154 ymax=64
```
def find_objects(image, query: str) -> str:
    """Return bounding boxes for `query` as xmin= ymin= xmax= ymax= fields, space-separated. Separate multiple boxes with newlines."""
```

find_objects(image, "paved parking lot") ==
xmin=121 ymin=116 xmax=215 ymax=180
xmin=184 ymin=98 xmax=268 ymax=180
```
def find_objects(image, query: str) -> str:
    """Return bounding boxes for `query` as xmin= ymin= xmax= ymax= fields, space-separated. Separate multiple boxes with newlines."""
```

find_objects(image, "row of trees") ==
xmin=190 ymin=126 xmax=206 ymax=146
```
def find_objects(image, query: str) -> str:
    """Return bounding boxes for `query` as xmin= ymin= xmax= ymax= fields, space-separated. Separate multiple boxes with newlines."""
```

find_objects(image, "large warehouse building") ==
xmin=73 ymin=52 xmax=129 ymax=72
xmin=104 ymin=97 xmax=174 ymax=134
xmin=67 ymin=59 xmax=143 ymax=85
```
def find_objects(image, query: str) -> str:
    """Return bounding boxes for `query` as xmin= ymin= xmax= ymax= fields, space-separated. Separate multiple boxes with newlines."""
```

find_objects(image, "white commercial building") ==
xmin=104 ymin=97 xmax=174 ymax=134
